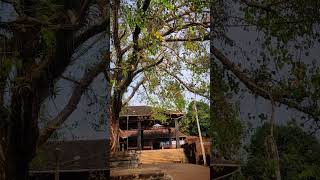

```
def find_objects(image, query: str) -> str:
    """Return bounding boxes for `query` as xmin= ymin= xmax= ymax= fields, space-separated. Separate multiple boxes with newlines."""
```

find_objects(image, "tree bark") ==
xmin=109 ymin=108 xmax=120 ymax=152
xmin=0 ymin=73 xmax=8 ymax=180
xmin=266 ymin=94 xmax=281 ymax=180
xmin=37 ymin=61 xmax=107 ymax=147
xmin=109 ymin=87 xmax=123 ymax=152
xmin=5 ymin=87 xmax=39 ymax=180
xmin=108 ymin=0 xmax=151 ymax=152
xmin=0 ymin=2 xmax=108 ymax=179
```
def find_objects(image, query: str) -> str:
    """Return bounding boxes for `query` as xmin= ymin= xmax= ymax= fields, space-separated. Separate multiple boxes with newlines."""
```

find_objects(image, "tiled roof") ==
xmin=119 ymin=128 xmax=187 ymax=139
xmin=120 ymin=106 xmax=184 ymax=117
xmin=29 ymin=139 xmax=109 ymax=172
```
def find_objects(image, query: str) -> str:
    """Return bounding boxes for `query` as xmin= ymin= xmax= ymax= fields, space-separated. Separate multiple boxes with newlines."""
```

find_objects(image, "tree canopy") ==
xmin=0 ymin=1 xmax=110 ymax=179
xmin=210 ymin=0 xmax=320 ymax=134
xmin=108 ymin=0 xmax=210 ymax=150
xmin=243 ymin=122 xmax=320 ymax=179
xmin=180 ymin=101 xmax=210 ymax=137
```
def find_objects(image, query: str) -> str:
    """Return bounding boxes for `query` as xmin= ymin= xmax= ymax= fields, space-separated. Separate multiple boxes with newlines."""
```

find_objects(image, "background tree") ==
xmin=180 ymin=100 xmax=210 ymax=137
xmin=243 ymin=122 xmax=320 ymax=179
xmin=210 ymin=63 xmax=244 ymax=160
xmin=0 ymin=1 xmax=110 ymax=180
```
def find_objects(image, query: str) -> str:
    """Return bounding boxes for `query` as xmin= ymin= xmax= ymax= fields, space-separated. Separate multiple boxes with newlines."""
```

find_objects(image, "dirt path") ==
xmin=141 ymin=163 xmax=209 ymax=180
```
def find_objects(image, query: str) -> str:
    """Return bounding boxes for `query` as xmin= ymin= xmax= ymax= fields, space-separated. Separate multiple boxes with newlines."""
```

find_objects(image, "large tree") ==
xmin=0 ymin=1 xmax=110 ymax=180
xmin=108 ymin=0 xmax=210 ymax=151
xmin=210 ymin=0 xmax=320 ymax=178
xmin=210 ymin=0 xmax=320 ymax=135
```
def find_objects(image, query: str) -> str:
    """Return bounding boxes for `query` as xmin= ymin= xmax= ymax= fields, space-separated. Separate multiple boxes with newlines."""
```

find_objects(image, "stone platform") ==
xmin=110 ymin=167 xmax=172 ymax=180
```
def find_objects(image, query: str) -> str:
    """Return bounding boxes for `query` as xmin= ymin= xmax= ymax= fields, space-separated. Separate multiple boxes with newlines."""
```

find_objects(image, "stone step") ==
xmin=138 ymin=148 xmax=186 ymax=164
xmin=110 ymin=167 xmax=172 ymax=180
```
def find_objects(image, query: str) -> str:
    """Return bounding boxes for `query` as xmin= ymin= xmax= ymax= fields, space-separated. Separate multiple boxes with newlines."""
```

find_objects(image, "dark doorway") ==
xmin=153 ymin=141 xmax=160 ymax=149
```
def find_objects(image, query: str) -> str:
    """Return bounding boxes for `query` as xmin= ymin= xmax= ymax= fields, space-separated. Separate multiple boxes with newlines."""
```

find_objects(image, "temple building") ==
xmin=119 ymin=106 xmax=187 ymax=150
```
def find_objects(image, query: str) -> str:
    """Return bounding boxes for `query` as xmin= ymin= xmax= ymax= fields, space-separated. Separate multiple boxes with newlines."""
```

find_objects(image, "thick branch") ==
xmin=112 ymin=0 xmax=121 ymax=64
xmin=121 ymin=22 xmax=209 ymax=54
xmin=0 ymin=16 xmax=79 ymax=30
xmin=165 ymin=10 xmax=191 ymax=23
xmin=123 ymin=76 xmax=147 ymax=106
xmin=120 ymin=44 xmax=132 ymax=55
xmin=133 ymin=57 xmax=164 ymax=77
xmin=211 ymin=46 xmax=320 ymax=119
xmin=165 ymin=34 xmax=209 ymax=42
xmin=118 ymin=0 xmax=151 ymax=92
xmin=162 ymin=22 xmax=209 ymax=36
xmin=25 ymin=16 xmax=109 ymax=103
xmin=240 ymin=0 xmax=275 ymax=13
xmin=74 ymin=19 xmax=109 ymax=50
xmin=77 ymin=0 xmax=92 ymax=26
xmin=161 ymin=66 xmax=209 ymax=99
xmin=60 ymin=75 xmax=80 ymax=85
xmin=37 ymin=61 xmax=107 ymax=147
xmin=130 ymin=0 xmax=151 ymax=66
xmin=240 ymin=0 xmax=286 ymax=21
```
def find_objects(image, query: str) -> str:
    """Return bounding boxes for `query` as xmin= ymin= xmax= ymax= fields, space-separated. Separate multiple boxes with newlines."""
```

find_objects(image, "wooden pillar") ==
xmin=126 ymin=116 xmax=129 ymax=150
xmin=141 ymin=123 xmax=144 ymax=149
xmin=175 ymin=118 xmax=180 ymax=148
xmin=169 ymin=128 xmax=172 ymax=148
xmin=54 ymin=148 xmax=61 ymax=180
xmin=137 ymin=120 xmax=142 ymax=150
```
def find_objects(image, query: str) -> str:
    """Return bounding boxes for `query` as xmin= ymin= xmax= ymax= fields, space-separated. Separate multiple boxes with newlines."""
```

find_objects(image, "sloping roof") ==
xmin=29 ymin=139 xmax=109 ymax=172
xmin=120 ymin=106 xmax=153 ymax=116
xmin=119 ymin=128 xmax=187 ymax=139
xmin=120 ymin=106 xmax=184 ymax=117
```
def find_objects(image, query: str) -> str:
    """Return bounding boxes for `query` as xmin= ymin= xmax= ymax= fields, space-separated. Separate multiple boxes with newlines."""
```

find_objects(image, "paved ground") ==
xmin=141 ymin=163 xmax=210 ymax=180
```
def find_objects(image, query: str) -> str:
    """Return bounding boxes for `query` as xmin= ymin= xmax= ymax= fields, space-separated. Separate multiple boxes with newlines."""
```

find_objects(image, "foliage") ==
xmin=180 ymin=100 xmax=210 ymax=137
xmin=210 ymin=61 xmax=244 ymax=161
xmin=210 ymin=96 xmax=244 ymax=160
xmin=40 ymin=28 xmax=56 ymax=51
xmin=207 ymin=0 xmax=320 ymax=135
xmin=109 ymin=0 xmax=210 ymax=150
xmin=117 ymin=0 xmax=210 ymax=110
xmin=241 ymin=0 xmax=320 ymax=44
xmin=28 ymin=149 xmax=49 ymax=170
xmin=0 ymin=1 xmax=109 ymax=179
xmin=150 ymin=106 xmax=172 ymax=124
xmin=243 ymin=122 xmax=320 ymax=179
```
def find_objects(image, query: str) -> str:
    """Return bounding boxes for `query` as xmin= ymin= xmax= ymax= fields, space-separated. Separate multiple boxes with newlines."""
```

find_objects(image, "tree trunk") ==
xmin=6 ymin=145 xmax=29 ymax=180
xmin=0 ymin=1 xmax=107 ymax=179
xmin=0 ymin=76 xmax=7 ymax=180
xmin=268 ymin=94 xmax=281 ymax=180
xmin=109 ymin=103 xmax=120 ymax=152
xmin=0 ymin=141 xmax=6 ymax=180
xmin=4 ymin=89 xmax=39 ymax=180
xmin=110 ymin=116 xmax=120 ymax=152
xmin=109 ymin=86 xmax=124 ymax=152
